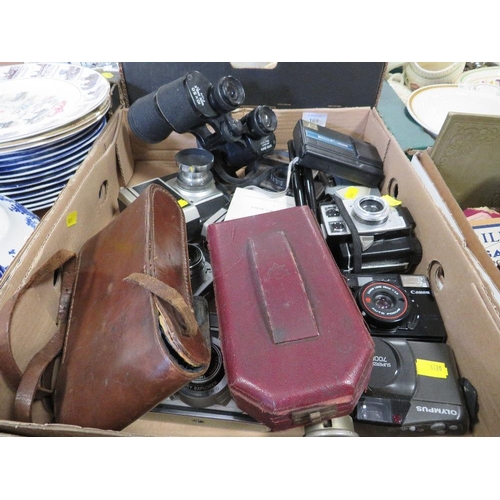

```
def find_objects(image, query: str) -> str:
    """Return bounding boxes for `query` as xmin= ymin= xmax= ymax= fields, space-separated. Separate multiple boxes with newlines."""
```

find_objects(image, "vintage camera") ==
xmin=353 ymin=337 xmax=471 ymax=436
xmin=127 ymin=70 xmax=277 ymax=172
xmin=345 ymin=273 xmax=448 ymax=342
xmin=292 ymin=119 xmax=384 ymax=187
xmin=188 ymin=243 xmax=213 ymax=299
xmin=152 ymin=312 xmax=264 ymax=429
xmin=319 ymin=186 xmax=422 ymax=273
xmin=118 ymin=148 xmax=229 ymax=242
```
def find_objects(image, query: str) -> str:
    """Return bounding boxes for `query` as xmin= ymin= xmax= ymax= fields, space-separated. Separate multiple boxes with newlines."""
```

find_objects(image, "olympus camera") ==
xmin=319 ymin=186 xmax=422 ymax=273
xmin=127 ymin=70 xmax=277 ymax=172
xmin=118 ymin=148 xmax=229 ymax=242
xmin=353 ymin=337 xmax=472 ymax=436
xmin=344 ymin=273 xmax=448 ymax=342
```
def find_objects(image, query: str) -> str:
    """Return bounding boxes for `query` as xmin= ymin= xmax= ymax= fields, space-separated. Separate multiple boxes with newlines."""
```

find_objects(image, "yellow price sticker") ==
xmin=416 ymin=359 xmax=448 ymax=379
xmin=66 ymin=211 xmax=78 ymax=227
xmin=382 ymin=194 xmax=402 ymax=206
xmin=344 ymin=187 xmax=360 ymax=199
xmin=177 ymin=199 xmax=189 ymax=208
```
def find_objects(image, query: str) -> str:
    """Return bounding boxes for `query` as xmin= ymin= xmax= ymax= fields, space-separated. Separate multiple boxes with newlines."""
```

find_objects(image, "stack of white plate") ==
xmin=0 ymin=194 xmax=39 ymax=279
xmin=0 ymin=63 xmax=110 ymax=211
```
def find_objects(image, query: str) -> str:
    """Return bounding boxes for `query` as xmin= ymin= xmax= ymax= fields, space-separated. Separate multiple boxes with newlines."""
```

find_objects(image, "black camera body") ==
xmin=292 ymin=119 xmax=384 ymax=187
xmin=345 ymin=273 xmax=448 ymax=343
xmin=319 ymin=186 xmax=422 ymax=274
xmin=353 ymin=337 xmax=470 ymax=436
xmin=127 ymin=70 xmax=278 ymax=172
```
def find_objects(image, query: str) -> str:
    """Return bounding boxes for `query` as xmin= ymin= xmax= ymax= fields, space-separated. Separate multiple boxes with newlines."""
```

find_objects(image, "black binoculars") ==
xmin=127 ymin=70 xmax=277 ymax=170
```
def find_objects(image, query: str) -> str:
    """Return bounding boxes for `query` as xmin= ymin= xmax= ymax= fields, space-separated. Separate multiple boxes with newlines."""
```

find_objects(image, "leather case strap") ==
xmin=0 ymin=249 xmax=76 ymax=391
xmin=14 ymin=256 xmax=78 ymax=422
xmin=125 ymin=272 xmax=198 ymax=337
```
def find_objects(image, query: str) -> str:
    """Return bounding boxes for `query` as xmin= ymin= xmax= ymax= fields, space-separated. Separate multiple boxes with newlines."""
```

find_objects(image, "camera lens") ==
xmin=373 ymin=292 xmax=396 ymax=310
xmin=358 ymin=281 xmax=410 ymax=328
xmin=244 ymin=105 xmax=278 ymax=139
xmin=188 ymin=244 xmax=205 ymax=291
xmin=178 ymin=336 xmax=231 ymax=408
xmin=175 ymin=148 xmax=215 ymax=192
xmin=210 ymin=76 xmax=246 ymax=113
xmin=352 ymin=195 xmax=391 ymax=225
xmin=361 ymin=199 xmax=384 ymax=212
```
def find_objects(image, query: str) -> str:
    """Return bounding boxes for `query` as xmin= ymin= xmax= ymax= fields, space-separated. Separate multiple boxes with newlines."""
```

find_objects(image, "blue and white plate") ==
xmin=0 ymin=63 xmax=110 ymax=145
xmin=0 ymin=195 xmax=39 ymax=280
xmin=0 ymin=116 xmax=107 ymax=211
xmin=0 ymin=117 xmax=105 ymax=169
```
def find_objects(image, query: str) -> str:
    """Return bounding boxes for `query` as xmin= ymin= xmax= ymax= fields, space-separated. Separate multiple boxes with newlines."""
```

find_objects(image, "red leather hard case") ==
xmin=207 ymin=205 xmax=375 ymax=431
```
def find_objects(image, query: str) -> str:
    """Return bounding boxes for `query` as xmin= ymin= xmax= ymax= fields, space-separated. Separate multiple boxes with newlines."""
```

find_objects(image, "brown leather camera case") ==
xmin=0 ymin=185 xmax=211 ymax=431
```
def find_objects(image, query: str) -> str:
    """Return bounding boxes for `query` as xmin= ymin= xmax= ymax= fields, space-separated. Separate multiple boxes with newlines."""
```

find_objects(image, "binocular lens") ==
xmin=211 ymin=76 xmax=246 ymax=112
xmin=245 ymin=106 xmax=278 ymax=139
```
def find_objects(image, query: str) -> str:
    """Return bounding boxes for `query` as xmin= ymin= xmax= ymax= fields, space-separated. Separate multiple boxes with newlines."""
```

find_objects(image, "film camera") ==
xmin=188 ymin=243 xmax=213 ymax=299
xmin=118 ymin=148 xmax=229 ymax=242
xmin=127 ymin=70 xmax=277 ymax=173
xmin=319 ymin=186 xmax=422 ymax=274
xmin=344 ymin=273 xmax=448 ymax=342
xmin=152 ymin=312 xmax=263 ymax=428
xmin=353 ymin=337 xmax=471 ymax=436
xmin=292 ymin=119 xmax=384 ymax=187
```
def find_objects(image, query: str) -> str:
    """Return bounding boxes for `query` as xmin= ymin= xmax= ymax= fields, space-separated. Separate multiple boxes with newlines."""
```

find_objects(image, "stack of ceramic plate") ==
xmin=0 ymin=63 xmax=110 ymax=211
xmin=0 ymin=194 xmax=39 ymax=279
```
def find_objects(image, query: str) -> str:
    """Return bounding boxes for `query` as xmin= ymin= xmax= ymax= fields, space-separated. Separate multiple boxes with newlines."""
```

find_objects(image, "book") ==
xmin=430 ymin=112 xmax=500 ymax=210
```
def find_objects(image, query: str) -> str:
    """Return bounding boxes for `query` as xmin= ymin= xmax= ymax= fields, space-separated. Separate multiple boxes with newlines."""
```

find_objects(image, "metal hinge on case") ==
xmin=291 ymin=406 xmax=338 ymax=426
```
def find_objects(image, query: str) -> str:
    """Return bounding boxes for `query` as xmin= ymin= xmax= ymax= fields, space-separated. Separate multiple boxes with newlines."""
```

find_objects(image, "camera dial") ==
xmin=352 ymin=195 xmax=391 ymax=225
xmin=358 ymin=281 xmax=410 ymax=329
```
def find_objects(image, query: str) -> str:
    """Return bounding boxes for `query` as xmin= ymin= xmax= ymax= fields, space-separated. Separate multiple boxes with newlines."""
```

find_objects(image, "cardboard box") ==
xmin=1 ymin=63 xmax=499 ymax=436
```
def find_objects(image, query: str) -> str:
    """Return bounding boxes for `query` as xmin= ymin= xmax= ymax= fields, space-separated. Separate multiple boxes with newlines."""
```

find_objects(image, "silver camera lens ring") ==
xmin=351 ymin=195 xmax=391 ymax=225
